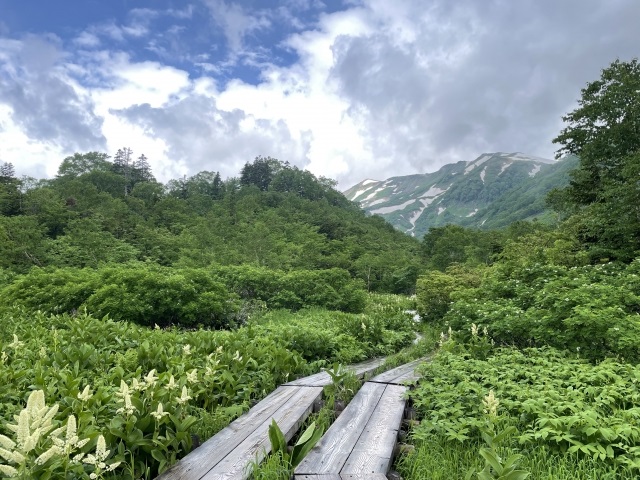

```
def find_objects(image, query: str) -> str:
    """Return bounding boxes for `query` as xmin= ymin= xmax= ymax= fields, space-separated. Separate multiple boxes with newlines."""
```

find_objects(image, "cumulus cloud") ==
xmin=113 ymin=95 xmax=310 ymax=180
xmin=2 ymin=0 xmax=640 ymax=189
xmin=0 ymin=34 xmax=106 ymax=154
xmin=327 ymin=0 xmax=640 ymax=180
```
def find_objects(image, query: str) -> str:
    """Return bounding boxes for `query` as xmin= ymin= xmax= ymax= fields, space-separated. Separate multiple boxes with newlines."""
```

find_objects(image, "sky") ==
xmin=0 ymin=1 xmax=639 ymax=189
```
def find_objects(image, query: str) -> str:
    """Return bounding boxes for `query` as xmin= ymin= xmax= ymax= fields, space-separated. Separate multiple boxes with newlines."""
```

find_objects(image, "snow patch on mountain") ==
xmin=371 ymin=198 xmax=417 ymax=214
xmin=529 ymin=165 xmax=542 ymax=177
xmin=464 ymin=154 xmax=492 ymax=175
xmin=423 ymin=186 xmax=447 ymax=197
xmin=500 ymin=162 xmax=512 ymax=174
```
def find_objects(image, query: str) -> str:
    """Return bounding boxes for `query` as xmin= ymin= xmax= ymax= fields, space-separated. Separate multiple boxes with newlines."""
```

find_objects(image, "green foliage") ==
xmin=553 ymin=58 xmax=640 ymax=205
xmin=267 ymin=419 xmax=322 ymax=469
xmin=0 ymin=264 xmax=370 ymax=328
xmin=550 ymin=59 xmax=640 ymax=261
xmin=0 ymin=308 xmax=315 ymax=478
xmin=416 ymin=265 xmax=484 ymax=322
xmin=250 ymin=303 xmax=414 ymax=364
xmin=443 ymin=259 xmax=640 ymax=361
xmin=0 ymin=152 xmax=422 ymax=296
xmin=410 ymin=346 xmax=640 ymax=472
xmin=212 ymin=265 xmax=367 ymax=313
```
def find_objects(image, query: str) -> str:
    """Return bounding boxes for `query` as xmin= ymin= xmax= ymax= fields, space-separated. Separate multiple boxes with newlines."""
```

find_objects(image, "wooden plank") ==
xmin=203 ymin=386 xmax=324 ymax=480
xmin=294 ymin=382 xmax=386 ymax=475
xmin=341 ymin=475 xmax=389 ymax=480
xmin=350 ymin=357 xmax=387 ymax=377
xmin=284 ymin=357 xmax=386 ymax=387
xmin=294 ymin=476 xmax=387 ymax=480
xmin=157 ymin=386 xmax=298 ymax=480
xmin=284 ymin=371 xmax=332 ymax=387
xmin=342 ymin=384 xmax=407 ymax=475
xmin=369 ymin=358 xmax=424 ymax=385
xmin=294 ymin=475 xmax=342 ymax=480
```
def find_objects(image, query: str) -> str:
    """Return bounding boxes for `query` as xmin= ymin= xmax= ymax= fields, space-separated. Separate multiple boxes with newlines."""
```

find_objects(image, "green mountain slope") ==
xmin=344 ymin=152 xmax=576 ymax=237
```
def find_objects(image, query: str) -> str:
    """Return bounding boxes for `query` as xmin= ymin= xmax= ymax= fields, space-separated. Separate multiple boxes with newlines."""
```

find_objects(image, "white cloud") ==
xmin=204 ymin=0 xmax=272 ymax=53
xmin=3 ymin=0 xmax=640 ymax=190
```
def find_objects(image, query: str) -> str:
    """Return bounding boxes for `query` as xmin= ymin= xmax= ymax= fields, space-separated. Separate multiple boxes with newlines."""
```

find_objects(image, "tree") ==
xmin=553 ymin=58 xmax=640 ymax=206
xmin=0 ymin=162 xmax=21 ymax=216
xmin=112 ymin=147 xmax=133 ymax=195
xmin=132 ymin=154 xmax=155 ymax=183
xmin=551 ymin=58 xmax=640 ymax=261
xmin=56 ymin=152 xmax=111 ymax=178
xmin=240 ymin=156 xmax=283 ymax=191
xmin=0 ymin=162 xmax=16 ymax=180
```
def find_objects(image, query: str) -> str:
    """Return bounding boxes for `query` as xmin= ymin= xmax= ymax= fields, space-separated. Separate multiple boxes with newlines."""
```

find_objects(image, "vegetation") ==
xmin=0 ymin=296 xmax=416 ymax=478
xmin=2 ymin=56 xmax=640 ymax=479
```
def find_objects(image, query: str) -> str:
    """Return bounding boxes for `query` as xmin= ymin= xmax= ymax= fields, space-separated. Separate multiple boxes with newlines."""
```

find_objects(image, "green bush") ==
xmin=444 ymin=259 xmax=640 ymax=361
xmin=84 ymin=265 xmax=239 ymax=328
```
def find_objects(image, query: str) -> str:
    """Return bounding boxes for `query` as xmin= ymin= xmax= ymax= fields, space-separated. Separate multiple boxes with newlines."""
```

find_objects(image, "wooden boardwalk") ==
xmin=156 ymin=357 xmax=386 ymax=480
xmin=294 ymin=358 xmax=425 ymax=480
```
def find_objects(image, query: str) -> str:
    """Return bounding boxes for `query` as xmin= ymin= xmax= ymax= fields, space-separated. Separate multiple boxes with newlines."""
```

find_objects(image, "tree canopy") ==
xmin=550 ymin=58 xmax=640 ymax=261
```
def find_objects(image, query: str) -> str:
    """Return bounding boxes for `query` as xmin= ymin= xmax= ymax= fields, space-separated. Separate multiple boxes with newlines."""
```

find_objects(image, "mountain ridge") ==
xmin=344 ymin=152 xmax=577 ymax=237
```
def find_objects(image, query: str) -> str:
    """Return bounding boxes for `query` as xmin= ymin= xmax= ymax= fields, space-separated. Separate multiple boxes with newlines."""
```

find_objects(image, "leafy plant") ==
xmin=267 ymin=419 xmax=323 ymax=469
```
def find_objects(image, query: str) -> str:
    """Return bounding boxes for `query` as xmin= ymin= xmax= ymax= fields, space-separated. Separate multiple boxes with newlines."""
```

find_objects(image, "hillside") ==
xmin=0 ymin=154 xmax=422 ymax=293
xmin=344 ymin=152 xmax=578 ymax=237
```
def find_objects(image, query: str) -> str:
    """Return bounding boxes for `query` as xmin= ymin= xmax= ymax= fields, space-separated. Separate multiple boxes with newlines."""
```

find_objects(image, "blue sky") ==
xmin=1 ymin=0 xmax=639 ymax=188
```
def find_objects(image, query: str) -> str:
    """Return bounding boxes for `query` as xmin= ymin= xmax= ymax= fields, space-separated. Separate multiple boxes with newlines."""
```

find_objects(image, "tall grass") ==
xmin=396 ymin=434 xmax=636 ymax=480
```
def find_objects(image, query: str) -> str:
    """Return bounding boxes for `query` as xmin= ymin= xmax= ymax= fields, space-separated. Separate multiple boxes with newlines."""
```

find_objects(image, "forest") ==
xmin=1 ymin=58 xmax=640 ymax=479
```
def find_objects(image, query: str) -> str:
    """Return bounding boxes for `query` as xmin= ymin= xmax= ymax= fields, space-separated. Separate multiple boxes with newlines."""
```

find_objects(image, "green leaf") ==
xmin=501 ymin=470 xmax=530 ymax=480
xmin=268 ymin=419 xmax=287 ymax=457
xmin=295 ymin=421 xmax=316 ymax=447
xmin=479 ymin=448 xmax=503 ymax=475
xmin=291 ymin=423 xmax=324 ymax=468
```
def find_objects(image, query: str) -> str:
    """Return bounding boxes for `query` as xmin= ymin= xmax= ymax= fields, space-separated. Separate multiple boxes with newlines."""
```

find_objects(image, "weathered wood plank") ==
xmin=369 ymin=358 xmax=424 ymax=385
xmin=293 ymin=475 xmax=342 ymax=480
xmin=350 ymin=357 xmax=387 ymax=377
xmin=157 ymin=386 xmax=299 ymax=480
xmin=342 ymin=384 xmax=407 ymax=475
xmin=293 ymin=475 xmax=387 ymax=479
xmin=284 ymin=358 xmax=386 ymax=387
xmin=341 ymin=475 xmax=389 ymax=480
xmin=294 ymin=382 xmax=386 ymax=475
xmin=202 ymin=386 xmax=323 ymax=480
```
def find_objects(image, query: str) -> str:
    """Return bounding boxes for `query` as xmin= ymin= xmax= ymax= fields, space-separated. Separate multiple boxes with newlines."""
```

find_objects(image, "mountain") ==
xmin=344 ymin=152 xmax=578 ymax=237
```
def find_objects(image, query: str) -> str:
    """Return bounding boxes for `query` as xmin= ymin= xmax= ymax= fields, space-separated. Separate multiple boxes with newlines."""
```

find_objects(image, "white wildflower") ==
xmin=0 ymin=464 xmax=18 ymax=476
xmin=77 ymin=385 xmax=92 ymax=402
xmin=483 ymin=390 xmax=499 ymax=418
xmin=182 ymin=344 xmax=191 ymax=356
xmin=471 ymin=323 xmax=479 ymax=337
xmin=35 ymin=445 xmax=62 ymax=465
xmin=0 ymin=435 xmax=15 ymax=450
xmin=166 ymin=375 xmax=178 ymax=391
xmin=9 ymin=335 xmax=23 ymax=350
xmin=175 ymin=386 xmax=192 ymax=405
xmin=186 ymin=369 xmax=198 ymax=384
xmin=131 ymin=378 xmax=144 ymax=392
xmin=232 ymin=350 xmax=242 ymax=362
xmin=115 ymin=380 xmax=129 ymax=398
xmin=116 ymin=392 xmax=135 ymax=416
xmin=144 ymin=369 xmax=158 ymax=387
xmin=151 ymin=403 xmax=169 ymax=421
